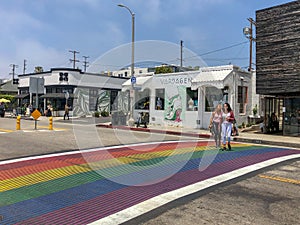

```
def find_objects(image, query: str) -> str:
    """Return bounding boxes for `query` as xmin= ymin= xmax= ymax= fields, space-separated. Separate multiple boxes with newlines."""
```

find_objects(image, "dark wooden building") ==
xmin=256 ymin=1 xmax=300 ymax=136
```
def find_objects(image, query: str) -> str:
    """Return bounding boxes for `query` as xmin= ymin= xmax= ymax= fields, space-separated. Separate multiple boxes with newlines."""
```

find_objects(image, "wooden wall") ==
xmin=256 ymin=1 xmax=300 ymax=95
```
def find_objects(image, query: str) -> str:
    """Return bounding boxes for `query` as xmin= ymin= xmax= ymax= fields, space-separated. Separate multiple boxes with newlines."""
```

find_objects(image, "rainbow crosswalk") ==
xmin=0 ymin=141 xmax=299 ymax=224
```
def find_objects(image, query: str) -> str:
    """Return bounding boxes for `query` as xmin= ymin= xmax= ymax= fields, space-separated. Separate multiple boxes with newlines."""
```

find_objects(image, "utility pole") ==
xmin=243 ymin=18 xmax=256 ymax=71
xmin=180 ymin=40 xmax=184 ymax=71
xmin=69 ymin=50 xmax=80 ymax=69
xmin=10 ymin=64 xmax=18 ymax=80
xmin=23 ymin=59 xmax=27 ymax=74
xmin=82 ymin=56 xmax=89 ymax=72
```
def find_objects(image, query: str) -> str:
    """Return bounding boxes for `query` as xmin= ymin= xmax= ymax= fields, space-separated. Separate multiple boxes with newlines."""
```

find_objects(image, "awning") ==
xmin=191 ymin=66 xmax=233 ymax=90
xmin=122 ymin=76 xmax=152 ymax=92
xmin=14 ymin=93 xmax=29 ymax=99
xmin=40 ymin=93 xmax=76 ymax=99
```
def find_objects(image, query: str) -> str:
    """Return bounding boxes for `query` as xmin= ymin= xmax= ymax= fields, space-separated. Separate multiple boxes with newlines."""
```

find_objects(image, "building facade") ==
xmin=256 ymin=1 xmax=300 ymax=136
xmin=16 ymin=68 xmax=128 ymax=116
xmin=122 ymin=65 xmax=256 ymax=129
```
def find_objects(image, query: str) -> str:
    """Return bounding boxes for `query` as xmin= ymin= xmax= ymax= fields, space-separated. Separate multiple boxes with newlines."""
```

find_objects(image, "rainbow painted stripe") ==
xmin=0 ymin=141 xmax=299 ymax=224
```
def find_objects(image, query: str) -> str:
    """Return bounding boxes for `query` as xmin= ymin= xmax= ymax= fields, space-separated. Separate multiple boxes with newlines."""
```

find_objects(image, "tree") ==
xmin=34 ymin=66 xmax=44 ymax=73
xmin=155 ymin=66 xmax=173 ymax=74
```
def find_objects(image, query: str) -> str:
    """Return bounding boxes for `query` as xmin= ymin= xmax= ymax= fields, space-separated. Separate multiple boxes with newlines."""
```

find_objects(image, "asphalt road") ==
xmin=0 ymin=116 xmax=299 ymax=225
xmin=0 ymin=117 xmax=195 ymax=160
xmin=138 ymin=160 xmax=300 ymax=225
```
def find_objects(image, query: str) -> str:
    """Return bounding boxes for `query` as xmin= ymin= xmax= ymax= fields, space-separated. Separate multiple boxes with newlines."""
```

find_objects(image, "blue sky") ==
xmin=0 ymin=0 xmax=295 ymax=79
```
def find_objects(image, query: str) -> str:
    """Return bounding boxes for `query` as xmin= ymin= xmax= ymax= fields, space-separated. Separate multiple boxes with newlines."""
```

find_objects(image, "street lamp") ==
xmin=118 ymin=3 xmax=135 ymax=126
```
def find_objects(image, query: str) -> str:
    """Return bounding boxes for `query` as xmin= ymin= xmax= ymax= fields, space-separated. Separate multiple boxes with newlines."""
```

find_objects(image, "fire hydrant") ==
xmin=16 ymin=115 xmax=21 ymax=130
xmin=49 ymin=116 xmax=53 ymax=130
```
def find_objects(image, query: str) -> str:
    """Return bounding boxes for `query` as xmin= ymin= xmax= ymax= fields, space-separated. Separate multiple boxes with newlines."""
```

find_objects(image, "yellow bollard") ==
xmin=16 ymin=115 xmax=21 ymax=130
xmin=49 ymin=116 xmax=53 ymax=130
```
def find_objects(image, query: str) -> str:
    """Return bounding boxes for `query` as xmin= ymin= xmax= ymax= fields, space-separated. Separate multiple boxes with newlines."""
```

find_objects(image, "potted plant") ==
xmin=252 ymin=104 xmax=258 ymax=116
xmin=94 ymin=111 xmax=100 ymax=118
xmin=101 ymin=111 xmax=109 ymax=117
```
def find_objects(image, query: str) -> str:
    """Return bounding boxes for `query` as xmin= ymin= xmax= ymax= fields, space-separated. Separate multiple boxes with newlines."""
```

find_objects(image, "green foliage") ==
xmin=252 ymin=104 xmax=258 ymax=115
xmin=101 ymin=111 xmax=109 ymax=117
xmin=0 ymin=94 xmax=14 ymax=102
xmin=94 ymin=111 xmax=100 ymax=117
xmin=155 ymin=66 xmax=173 ymax=74
xmin=34 ymin=66 xmax=44 ymax=73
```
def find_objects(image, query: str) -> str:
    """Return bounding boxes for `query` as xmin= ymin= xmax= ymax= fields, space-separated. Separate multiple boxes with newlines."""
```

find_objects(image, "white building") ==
xmin=122 ymin=65 xmax=258 ymax=129
xmin=16 ymin=68 xmax=128 ymax=116
xmin=112 ymin=67 xmax=150 ymax=78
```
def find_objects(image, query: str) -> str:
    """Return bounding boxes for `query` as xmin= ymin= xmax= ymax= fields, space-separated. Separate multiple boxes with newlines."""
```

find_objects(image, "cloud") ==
xmin=0 ymin=8 xmax=42 ymax=35
xmin=0 ymin=7 xmax=45 ymax=77
xmin=175 ymin=26 xmax=206 ymax=48
xmin=141 ymin=0 xmax=162 ymax=23
xmin=0 ymin=39 xmax=67 ymax=77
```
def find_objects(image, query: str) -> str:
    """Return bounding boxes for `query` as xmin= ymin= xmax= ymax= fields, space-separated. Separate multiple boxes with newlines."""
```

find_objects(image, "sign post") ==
xmin=29 ymin=77 xmax=45 ymax=129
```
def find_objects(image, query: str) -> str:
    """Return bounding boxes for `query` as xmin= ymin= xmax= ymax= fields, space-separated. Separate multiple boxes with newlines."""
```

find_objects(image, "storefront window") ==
xmin=155 ymin=89 xmax=165 ymax=110
xmin=205 ymin=87 xmax=223 ymax=112
xmin=283 ymin=97 xmax=300 ymax=136
xmin=186 ymin=88 xmax=198 ymax=111
xmin=135 ymin=89 xmax=150 ymax=110
xmin=238 ymin=86 xmax=248 ymax=114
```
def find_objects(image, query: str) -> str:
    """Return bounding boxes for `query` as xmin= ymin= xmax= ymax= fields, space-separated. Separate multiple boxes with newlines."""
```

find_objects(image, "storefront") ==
xmin=191 ymin=65 xmax=253 ymax=128
xmin=256 ymin=1 xmax=300 ymax=136
xmin=17 ymin=68 xmax=128 ymax=116
xmin=122 ymin=65 xmax=256 ymax=129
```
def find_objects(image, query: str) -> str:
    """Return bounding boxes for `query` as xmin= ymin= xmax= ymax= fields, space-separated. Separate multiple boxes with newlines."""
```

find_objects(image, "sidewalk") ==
xmin=97 ymin=123 xmax=300 ymax=149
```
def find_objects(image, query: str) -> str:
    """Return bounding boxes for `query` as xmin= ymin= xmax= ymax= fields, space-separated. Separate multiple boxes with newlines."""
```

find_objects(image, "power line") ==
xmin=85 ymin=41 xmax=250 ymax=70
xmin=164 ymin=41 xmax=249 ymax=65
xmin=198 ymin=41 xmax=248 ymax=57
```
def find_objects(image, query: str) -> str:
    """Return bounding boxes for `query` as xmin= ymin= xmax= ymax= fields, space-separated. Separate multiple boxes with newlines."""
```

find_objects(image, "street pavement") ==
xmin=0 ymin=116 xmax=299 ymax=224
xmin=97 ymin=121 xmax=300 ymax=149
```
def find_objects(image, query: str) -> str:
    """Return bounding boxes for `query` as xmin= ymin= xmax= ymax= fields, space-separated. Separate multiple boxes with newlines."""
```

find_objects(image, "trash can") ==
xmin=112 ymin=111 xmax=127 ymax=126
xmin=111 ymin=111 xmax=119 ymax=125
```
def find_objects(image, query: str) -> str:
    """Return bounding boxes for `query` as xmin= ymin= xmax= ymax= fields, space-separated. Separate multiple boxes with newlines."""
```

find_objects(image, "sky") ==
xmin=0 ymin=0 xmax=295 ymax=79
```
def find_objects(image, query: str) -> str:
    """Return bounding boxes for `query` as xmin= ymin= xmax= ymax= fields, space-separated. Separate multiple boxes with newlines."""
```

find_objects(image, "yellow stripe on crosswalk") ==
xmin=0 ymin=147 xmax=203 ymax=191
xmin=0 ymin=156 xmax=139 ymax=192
xmin=0 ymin=143 xmax=249 ymax=192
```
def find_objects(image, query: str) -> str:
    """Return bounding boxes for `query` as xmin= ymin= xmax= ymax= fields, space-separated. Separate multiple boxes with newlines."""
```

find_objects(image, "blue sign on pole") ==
xmin=131 ymin=76 xmax=136 ymax=84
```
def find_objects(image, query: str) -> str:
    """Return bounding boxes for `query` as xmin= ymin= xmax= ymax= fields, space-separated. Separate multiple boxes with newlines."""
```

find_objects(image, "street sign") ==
xmin=131 ymin=76 xmax=136 ymax=84
xmin=64 ymin=91 xmax=69 ymax=100
xmin=133 ymin=86 xmax=142 ymax=91
xmin=31 ymin=109 xmax=41 ymax=120
xmin=29 ymin=77 xmax=45 ymax=94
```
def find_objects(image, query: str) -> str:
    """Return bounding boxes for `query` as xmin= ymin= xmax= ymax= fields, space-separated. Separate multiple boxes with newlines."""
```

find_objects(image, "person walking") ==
xmin=220 ymin=103 xmax=235 ymax=151
xmin=64 ymin=104 xmax=70 ymax=120
xmin=136 ymin=112 xmax=142 ymax=127
xmin=208 ymin=103 xmax=223 ymax=148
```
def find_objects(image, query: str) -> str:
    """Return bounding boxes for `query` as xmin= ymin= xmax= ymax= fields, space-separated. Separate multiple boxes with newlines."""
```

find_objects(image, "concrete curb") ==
xmin=96 ymin=124 xmax=211 ymax=139
xmin=233 ymin=137 xmax=300 ymax=149
xmin=97 ymin=123 xmax=300 ymax=149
